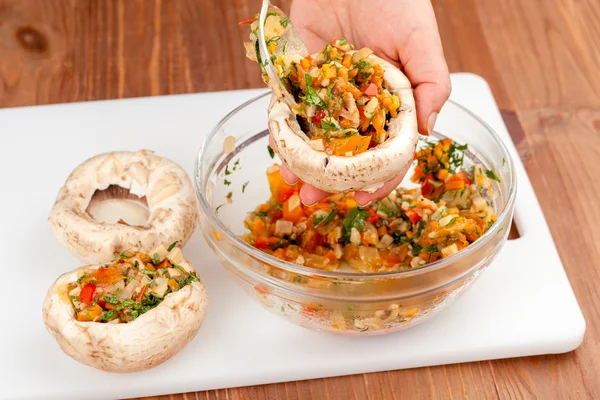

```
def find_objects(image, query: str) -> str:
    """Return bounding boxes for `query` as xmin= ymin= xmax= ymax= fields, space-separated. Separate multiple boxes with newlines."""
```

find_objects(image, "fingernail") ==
xmin=356 ymin=200 xmax=374 ymax=207
xmin=301 ymin=199 xmax=319 ymax=207
xmin=427 ymin=112 xmax=438 ymax=135
xmin=282 ymin=176 xmax=299 ymax=186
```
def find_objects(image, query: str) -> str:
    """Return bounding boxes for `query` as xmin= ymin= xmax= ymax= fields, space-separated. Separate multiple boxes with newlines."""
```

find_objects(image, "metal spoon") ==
xmin=257 ymin=0 xmax=309 ymax=111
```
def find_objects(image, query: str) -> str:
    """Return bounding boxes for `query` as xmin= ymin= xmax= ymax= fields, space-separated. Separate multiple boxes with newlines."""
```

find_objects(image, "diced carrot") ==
xmin=94 ymin=267 xmax=123 ymax=285
xmin=342 ymin=54 xmax=352 ymax=68
xmin=250 ymin=218 xmax=267 ymax=234
xmin=283 ymin=194 xmax=305 ymax=223
xmin=157 ymin=259 xmax=172 ymax=269
xmin=346 ymin=83 xmax=362 ymax=99
xmin=346 ymin=198 xmax=357 ymax=208
xmin=437 ymin=169 xmax=449 ymax=180
xmin=300 ymin=57 xmax=311 ymax=70
xmin=77 ymin=304 xmax=103 ymax=322
xmin=267 ymin=165 xmax=298 ymax=202
xmin=272 ymin=248 xmax=286 ymax=260
xmin=324 ymin=250 xmax=337 ymax=263
xmin=168 ymin=279 xmax=178 ymax=290
xmin=325 ymin=135 xmax=371 ymax=156
xmin=445 ymin=178 xmax=466 ymax=191
xmin=136 ymin=285 xmax=147 ymax=302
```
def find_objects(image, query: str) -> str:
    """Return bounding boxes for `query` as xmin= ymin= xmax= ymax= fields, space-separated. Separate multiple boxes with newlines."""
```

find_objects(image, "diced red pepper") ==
xmin=364 ymin=83 xmax=378 ymax=96
xmin=254 ymin=237 xmax=282 ymax=250
xmin=268 ymin=209 xmax=283 ymax=222
xmin=312 ymin=109 xmax=326 ymax=126
xmin=238 ymin=17 xmax=257 ymax=25
xmin=455 ymin=171 xmax=473 ymax=185
xmin=358 ymin=106 xmax=365 ymax=119
xmin=421 ymin=174 xmax=435 ymax=196
xmin=367 ymin=208 xmax=379 ymax=223
xmin=405 ymin=209 xmax=421 ymax=224
xmin=79 ymin=283 xmax=96 ymax=304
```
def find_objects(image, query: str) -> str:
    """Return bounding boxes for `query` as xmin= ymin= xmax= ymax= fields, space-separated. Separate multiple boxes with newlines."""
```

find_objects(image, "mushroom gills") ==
xmin=86 ymin=185 xmax=150 ymax=226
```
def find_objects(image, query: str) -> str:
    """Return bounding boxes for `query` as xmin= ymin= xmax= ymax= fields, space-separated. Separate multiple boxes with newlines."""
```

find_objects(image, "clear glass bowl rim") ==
xmin=195 ymin=90 xmax=517 ymax=280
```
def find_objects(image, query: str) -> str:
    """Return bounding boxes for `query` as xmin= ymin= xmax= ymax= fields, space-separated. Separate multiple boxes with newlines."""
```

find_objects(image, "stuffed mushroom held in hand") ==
xmin=242 ymin=14 xmax=419 ymax=194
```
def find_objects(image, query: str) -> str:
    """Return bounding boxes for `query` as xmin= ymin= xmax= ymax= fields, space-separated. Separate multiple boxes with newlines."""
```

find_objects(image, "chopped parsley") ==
xmin=226 ymin=192 xmax=233 ymax=200
xmin=102 ymin=310 xmax=115 ymax=321
xmin=152 ymin=253 xmax=160 ymax=265
xmin=321 ymin=118 xmax=337 ymax=131
xmin=326 ymin=82 xmax=336 ymax=99
xmin=224 ymin=179 xmax=232 ymax=186
xmin=140 ymin=269 xmax=156 ymax=275
xmin=341 ymin=208 xmax=370 ymax=242
xmin=257 ymin=210 xmax=269 ymax=217
xmin=242 ymin=181 xmax=249 ymax=193
xmin=267 ymin=145 xmax=275 ymax=158
xmin=215 ymin=204 xmax=225 ymax=214
xmin=225 ymin=164 xmax=232 ymax=175
xmin=103 ymin=295 xmax=120 ymax=305
xmin=448 ymin=142 xmax=468 ymax=173
xmin=379 ymin=204 xmax=394 ymax=217
xmin=300 ymin=75 xmax=326 ymax=107
xmin=167 ymin=241 xmax=178 ymax=252
xmin=357 ymin=60 xmax=372 ymax=79
xmin=314 ymin=208 xmax=336 ymax=227
xmin=485 ymin=169 xmax=501 ymax=182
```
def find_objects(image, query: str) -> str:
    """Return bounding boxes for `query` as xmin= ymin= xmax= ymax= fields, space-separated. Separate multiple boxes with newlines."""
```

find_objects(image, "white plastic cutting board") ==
xmin=0 ymin=73 xmax=585 ymax=400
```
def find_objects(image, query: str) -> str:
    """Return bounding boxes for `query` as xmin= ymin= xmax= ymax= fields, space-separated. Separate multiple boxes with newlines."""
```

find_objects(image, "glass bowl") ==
xmin=195 ymin=91 xmax=517 ymax=336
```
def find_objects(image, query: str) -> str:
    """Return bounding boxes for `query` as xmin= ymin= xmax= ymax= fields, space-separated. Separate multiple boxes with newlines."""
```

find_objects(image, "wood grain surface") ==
xmin=2 ymin=0 xmax=599 ymax=398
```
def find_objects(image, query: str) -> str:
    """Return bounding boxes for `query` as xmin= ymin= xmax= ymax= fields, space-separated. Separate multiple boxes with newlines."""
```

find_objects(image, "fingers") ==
xmin=354 ymin=174 xmax=404 ymax=207
xmin=397 ymin=2 xmax=451 ymax=135
xmin=269 ymin=135 xmax=330 ymax=204
xmin=299 ymin=184 xmax=331 ymax=206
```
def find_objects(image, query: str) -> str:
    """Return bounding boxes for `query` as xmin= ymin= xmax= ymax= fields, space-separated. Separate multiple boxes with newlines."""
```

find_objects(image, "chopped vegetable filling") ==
xmin=242 ymin=139 xmax=498 ymax=273
xmin=68 ymin=244 xmax=199 ymax=323
xmin=244 ymin=13 xmax=399 ymax=156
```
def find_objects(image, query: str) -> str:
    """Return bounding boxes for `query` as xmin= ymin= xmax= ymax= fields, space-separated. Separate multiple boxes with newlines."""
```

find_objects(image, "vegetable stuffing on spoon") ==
xmin=241 ymin=6 xmax=419 ymax=194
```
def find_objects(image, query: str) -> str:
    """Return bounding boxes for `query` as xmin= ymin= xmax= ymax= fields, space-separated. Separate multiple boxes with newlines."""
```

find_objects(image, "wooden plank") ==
xmin=1 ymin=0 xmax=598 ymax=398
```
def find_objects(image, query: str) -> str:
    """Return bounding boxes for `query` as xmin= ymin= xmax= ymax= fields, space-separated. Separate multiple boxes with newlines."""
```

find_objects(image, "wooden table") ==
xmin=2 ymin=0 xmax=598 ymax=398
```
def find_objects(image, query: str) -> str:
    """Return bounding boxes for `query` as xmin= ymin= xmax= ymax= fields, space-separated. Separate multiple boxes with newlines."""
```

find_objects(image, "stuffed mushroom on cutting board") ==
xmin=42 ymin=243 xmax=208 ymax=373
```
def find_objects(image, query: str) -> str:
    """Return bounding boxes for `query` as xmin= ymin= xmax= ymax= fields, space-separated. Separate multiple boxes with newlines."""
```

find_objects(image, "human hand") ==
xmin=273 ymin=0 xmax=451 ymax=206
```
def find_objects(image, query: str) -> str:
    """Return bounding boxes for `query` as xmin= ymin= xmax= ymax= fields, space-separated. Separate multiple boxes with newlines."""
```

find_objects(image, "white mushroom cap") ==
xmin=49 ymin=150 xmax=198 ymax=264
xmin=42 ymin=258 xmax=207 ymax=373
xmin=268 ymin=54 xmax=419 ymax=193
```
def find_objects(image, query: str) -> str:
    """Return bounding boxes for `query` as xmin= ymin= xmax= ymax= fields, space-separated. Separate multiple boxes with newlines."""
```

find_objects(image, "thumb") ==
xmin=396 ymin=2 xmax=451 ymax=135
xmin=413 ymin=80 xmax=451 ymax=135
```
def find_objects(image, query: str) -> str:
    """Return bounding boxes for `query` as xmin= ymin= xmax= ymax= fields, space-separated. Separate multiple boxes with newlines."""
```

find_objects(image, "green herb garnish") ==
xmin=257 ymin=210 xmax=269 ymax=217
xmin=152 ymin=253 xmax=160 ymax=265
xmin=103 ymin=295 xmax=120 ymax=305
xmin=242 ymin=181 xmax=249 ymax=193
xmin=167 ymin=241 xmax=178 ymax=252
xmin=102 ymin=310 xmax=115 ymax=321
xmin=341 ymin=208 xmax=370 ymax=242
xmin=321 ymin=118 xmax=337 ymax=131
xmin=224 ymin=179 xmax=232 ymax=186
xmin=485 ymin=169 xmax=501 ymax=182
xmin=314 ymin=208 xmax=336 ymax=227
xmin=280 ymin=16 xmax=290 ymax=28
xmin=141 ymin=269 xmax=156 ymax=275
xmin=268 ymin=145 xmax=275 ymax=158
xmin=300 ymin=75 xmax=326 ymax=107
